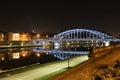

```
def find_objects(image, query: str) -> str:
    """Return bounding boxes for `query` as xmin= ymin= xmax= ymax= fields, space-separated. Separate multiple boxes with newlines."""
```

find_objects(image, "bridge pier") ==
xmin=88 ymin=47 xmax=95 ymax=61
xmin=88 ymin=45 xmax=120 ymax=61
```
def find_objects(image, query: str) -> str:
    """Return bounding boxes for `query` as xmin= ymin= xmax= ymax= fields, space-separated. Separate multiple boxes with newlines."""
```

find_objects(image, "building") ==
xmin=7 ymin=32 xmax=30 ymax=41
xmin=0 ymin=31 xmax=55 ymax=42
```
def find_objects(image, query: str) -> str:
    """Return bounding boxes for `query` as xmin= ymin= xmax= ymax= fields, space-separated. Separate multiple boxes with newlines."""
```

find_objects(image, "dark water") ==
xmin=0 ymin=46 xmax=89 ymax=70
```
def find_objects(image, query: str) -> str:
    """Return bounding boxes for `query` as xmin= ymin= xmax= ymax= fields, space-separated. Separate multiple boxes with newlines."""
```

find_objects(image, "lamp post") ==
xmin=67 ymin=49 xmax=70 ymax=69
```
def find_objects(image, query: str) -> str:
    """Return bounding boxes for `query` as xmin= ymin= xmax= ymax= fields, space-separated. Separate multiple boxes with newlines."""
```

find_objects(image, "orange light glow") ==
xmin=36 ymin=53 xmax=40 ymax=57
xmin=46 ymin=35 xmax=48 ymax=38
xmin=2 ymin=34 xmax=4 ymax=38
xmin=37 ymin=34 xmax=40 ymax=37
xmin=2 ymin=57 xmax=4 ymax=60
xmin=36 ymin=34 xmax=40 ymax=39
xmin=22 ymin=53 xmax=26 ymax=57
xmin=21 ymin=51 xmax=28 ymax=57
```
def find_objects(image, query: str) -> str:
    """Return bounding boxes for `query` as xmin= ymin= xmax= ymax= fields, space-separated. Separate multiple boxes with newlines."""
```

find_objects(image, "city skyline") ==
xmin=0 ymin=1 xmax=120 ymax=36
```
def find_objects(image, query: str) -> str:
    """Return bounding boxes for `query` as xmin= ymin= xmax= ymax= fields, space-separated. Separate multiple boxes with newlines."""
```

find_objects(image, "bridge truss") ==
xmin=33 ymin=29 xmax=120 ymax=45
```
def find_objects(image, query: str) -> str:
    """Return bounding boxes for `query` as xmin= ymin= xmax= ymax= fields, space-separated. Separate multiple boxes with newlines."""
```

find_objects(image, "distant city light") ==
xmin=22 ymin=53 xmax=26 ymax=57
xmin=2 ymin=57 xmax=4 ymax=60
xmin=36 ymin=53 xmax=40 ymax=57
xmin=46 ymin=35 xmax=48 ymax=38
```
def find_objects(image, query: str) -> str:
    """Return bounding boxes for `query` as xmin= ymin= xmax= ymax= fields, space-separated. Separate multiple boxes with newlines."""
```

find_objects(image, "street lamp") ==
xmin=67 ymin=49 xmax=70 ymax=69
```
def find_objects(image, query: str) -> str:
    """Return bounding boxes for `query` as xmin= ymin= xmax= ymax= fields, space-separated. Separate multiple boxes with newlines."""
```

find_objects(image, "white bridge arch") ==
xmin=33 ymin=29 xmax=120 ymax=45
xmin=54 ymin=29 xmax=112 ymax=39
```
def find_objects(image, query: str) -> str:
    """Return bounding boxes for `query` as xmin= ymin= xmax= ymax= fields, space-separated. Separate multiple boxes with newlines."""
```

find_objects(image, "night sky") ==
xmin=0 ymin=1 xmax=120 ymax=36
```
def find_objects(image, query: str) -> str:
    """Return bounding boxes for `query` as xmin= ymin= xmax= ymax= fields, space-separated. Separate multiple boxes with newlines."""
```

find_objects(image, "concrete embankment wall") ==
xmin=89 ymin=44 xmax=120 ymax=59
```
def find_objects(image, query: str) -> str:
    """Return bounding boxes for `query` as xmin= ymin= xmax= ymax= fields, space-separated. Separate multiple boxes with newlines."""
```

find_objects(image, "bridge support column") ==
xmin=88 ymin=47 xmax=95 ymax=61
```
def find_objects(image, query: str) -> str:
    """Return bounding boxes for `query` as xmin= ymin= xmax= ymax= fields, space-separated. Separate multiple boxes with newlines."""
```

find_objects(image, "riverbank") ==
xmin=50 ymin=47 xmax=120 ymax=80
xmin=0 ymin=55 xmax=88 ymax=80
xmin=0 ymin=40 xmax=41 ymax=49
xmin=0 ymin=45 xmax=41 ymax=49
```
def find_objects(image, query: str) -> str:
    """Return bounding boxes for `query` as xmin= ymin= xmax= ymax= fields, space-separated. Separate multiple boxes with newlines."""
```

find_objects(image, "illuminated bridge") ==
xmin=33 ymin=29 xmax=120 ymax=46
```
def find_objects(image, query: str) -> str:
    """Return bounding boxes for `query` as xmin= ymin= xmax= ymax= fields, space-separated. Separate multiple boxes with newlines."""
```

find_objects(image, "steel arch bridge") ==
xmin=33 ymin=29 xmax=119 ymax=45
xmin=54 ymin=29 xmax=112 ymax=39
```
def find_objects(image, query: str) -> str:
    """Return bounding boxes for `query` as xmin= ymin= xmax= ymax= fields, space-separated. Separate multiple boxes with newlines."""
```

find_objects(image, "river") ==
xmin=0 ymin=46 xmax=89 ymax=70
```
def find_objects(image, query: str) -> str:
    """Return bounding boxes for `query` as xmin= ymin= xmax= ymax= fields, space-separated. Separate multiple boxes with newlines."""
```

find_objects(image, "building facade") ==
xmin=0 ymin=32 xmax=41 ymax=42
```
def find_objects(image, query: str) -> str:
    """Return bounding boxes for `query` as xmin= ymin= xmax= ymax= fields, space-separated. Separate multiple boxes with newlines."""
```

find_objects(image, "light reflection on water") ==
xmin=0 ymin=46 xmax=89 ymax=70
xmin=33 ymin=47 xmax=89 ymax=60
